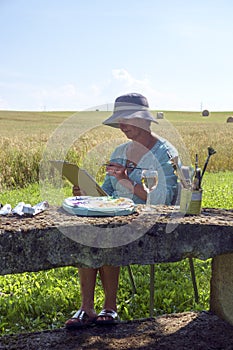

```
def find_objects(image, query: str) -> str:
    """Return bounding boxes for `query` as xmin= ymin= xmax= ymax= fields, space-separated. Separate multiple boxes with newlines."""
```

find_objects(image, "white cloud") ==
xmin=110 ymin=68 xmax=178 ymax=110
xmin=112 ymin=69 xmax=134 ymax=84
xmin=0 ymin=70 xmax=209 ymax=111
xmin=109 ymin=68 xmax=207 ymax=111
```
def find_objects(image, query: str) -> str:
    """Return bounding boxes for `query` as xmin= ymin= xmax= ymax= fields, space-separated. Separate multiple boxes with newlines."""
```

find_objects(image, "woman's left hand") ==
xmin=72 ymin=185 xmax=86 ymax=196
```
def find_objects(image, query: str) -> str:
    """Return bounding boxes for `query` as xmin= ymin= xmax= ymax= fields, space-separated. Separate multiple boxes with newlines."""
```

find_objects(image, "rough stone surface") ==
xmin=210 ymin=253 xmax=233 ymax=325
xmin=0 ymin=206 xmax=233 ymax=275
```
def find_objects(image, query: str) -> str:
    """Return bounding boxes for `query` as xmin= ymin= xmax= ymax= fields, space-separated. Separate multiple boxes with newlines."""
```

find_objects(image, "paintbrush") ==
xmin=166 ymin=151 xmax=190 ymax=189
xmin=199 ymin=146 xmax=217 ymax=186
xmin=192 ymin=153 xmax=202 ymax=190
xmin=101 ymin=163 xmax=148 ymax=170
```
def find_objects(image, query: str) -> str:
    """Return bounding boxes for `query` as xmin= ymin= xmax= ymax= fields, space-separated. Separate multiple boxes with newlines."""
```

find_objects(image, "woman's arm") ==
xmin=104 ymin=162 xmax=147 ymax=201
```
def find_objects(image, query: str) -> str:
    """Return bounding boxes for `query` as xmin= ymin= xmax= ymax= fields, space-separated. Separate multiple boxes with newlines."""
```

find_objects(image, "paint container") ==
xmin=180 ymin=188 xmax=203 ymax=215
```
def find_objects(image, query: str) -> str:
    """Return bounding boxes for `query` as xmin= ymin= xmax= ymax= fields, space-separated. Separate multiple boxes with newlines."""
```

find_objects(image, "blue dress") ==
xmin=102 ymin=137 xmax=178 ymax=205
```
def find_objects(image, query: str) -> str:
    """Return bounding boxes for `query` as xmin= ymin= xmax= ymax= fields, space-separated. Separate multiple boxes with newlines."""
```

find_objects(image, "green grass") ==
xmin=0 ymin=183 xmax=42 ymax=207
xmin=0 ymin=260 xmax=211 ymax=335
xmin=0 ymin=171 xmax=232 ymax=335
xmin=202 ymin=171 xmax=233 ymax=208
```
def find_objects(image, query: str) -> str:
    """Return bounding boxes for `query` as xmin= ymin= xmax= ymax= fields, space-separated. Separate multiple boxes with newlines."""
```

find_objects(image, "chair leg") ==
xmin=129 ymin=260 xmax=198 ymax=319
xmin=149 ymin=260 xmax=198 ymax=318
xmin=149 ymin=264 xmax=155 ymax=317
xmin=126 ymin=265 xmax=137 ymax=295
xmin=188 ymin=258 xmax=199 ymax=303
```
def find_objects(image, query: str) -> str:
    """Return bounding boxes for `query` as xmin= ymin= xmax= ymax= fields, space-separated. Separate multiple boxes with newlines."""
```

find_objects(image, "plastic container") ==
xmin=180 ymin=188 xmax=202 ymax=215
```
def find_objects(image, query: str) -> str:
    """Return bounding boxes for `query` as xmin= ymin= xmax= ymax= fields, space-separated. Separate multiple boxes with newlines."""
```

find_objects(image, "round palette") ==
xmin=62 ymin=196 xmax=135 ymax=216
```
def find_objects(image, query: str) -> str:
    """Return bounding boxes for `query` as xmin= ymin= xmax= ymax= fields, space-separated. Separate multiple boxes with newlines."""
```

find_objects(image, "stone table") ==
xmin=0 ymin=205 xmax=233 ymax=325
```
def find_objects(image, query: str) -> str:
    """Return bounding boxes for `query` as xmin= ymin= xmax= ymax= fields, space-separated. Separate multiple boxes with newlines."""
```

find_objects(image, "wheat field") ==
xmin=0 ymin=110 xmax=232 ymax=190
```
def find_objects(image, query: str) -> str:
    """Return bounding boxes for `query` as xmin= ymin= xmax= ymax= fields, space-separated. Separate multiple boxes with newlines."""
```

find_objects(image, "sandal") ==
xmin=95 ymin=309 xmax=119 ymax=325
xmin=65 ymin=310 xmax=96 ymax=330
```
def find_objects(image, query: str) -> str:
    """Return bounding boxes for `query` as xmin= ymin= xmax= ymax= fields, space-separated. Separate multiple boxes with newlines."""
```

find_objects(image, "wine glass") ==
xmin=141 ymin=169 xmax=158 ymax=209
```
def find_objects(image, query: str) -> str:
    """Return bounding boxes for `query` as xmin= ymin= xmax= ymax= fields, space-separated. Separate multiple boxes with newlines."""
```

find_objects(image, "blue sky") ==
xmin=1 ymin=0 xmax=233 ymax=111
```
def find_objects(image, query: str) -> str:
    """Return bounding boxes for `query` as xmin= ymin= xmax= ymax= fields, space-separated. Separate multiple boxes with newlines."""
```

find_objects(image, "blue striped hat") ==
xmin=102 ymin=93 xmax=158 ymax=128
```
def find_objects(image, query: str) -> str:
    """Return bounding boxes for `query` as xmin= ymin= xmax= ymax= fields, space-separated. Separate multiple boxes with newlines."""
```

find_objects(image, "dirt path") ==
xmin=1 ymin=311 xmax=233 ymax=350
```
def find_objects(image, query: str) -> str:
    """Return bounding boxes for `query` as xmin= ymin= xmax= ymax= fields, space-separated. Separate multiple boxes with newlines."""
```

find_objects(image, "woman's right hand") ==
xmin=105 ymin=162 xmax=127 ymax=180
xmin=72 ymin=185 xmax=86 ymax=196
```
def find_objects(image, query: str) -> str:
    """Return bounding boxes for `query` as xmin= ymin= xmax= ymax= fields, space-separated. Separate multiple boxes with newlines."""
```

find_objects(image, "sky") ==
xmin=1 ymin=0 xmax=233 ymax=111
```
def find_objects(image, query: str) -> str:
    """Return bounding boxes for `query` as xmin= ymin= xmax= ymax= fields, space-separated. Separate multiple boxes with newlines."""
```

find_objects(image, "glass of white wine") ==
xmin=141 ymin=169 xmax=158 ymax=209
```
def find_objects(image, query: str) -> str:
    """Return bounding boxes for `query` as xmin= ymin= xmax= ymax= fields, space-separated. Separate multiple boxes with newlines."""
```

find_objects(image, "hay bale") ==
xmin=157 ymin=112 xmax=164 ymax=119
xmin=202 ymin=110 xmax=209 ymax=117
xmin=226 ymin=116 xmax=233 ymax=123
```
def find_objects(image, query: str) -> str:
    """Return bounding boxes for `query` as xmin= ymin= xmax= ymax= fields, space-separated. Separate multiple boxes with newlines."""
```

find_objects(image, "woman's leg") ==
xmin=65 ymin=267 xmax=98 ymax=328
xmin=98 ymin=265 xmax=120 ymax=318
xmin=78 ymin=267 xmax=98 ymax=318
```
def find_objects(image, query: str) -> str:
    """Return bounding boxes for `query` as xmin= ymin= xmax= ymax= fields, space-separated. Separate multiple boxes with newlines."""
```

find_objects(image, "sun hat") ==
xmin=102 ymin=93 xmax=158 ymax=128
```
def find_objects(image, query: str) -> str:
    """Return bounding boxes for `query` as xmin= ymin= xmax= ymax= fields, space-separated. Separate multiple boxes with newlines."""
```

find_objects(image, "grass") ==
xmin=0 ymin=257 xmax=211 ymax=335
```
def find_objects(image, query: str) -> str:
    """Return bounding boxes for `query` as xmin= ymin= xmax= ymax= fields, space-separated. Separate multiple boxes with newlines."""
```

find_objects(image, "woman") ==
xmin=65 ymin=93 xmax=178 ymax=329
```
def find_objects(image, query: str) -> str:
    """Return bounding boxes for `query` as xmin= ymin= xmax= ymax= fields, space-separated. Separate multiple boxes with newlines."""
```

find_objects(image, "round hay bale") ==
xmin=226 ymin=116 xmax=233 ymax=123
xmin=156 ymin=112 xmax=164 ymax=119
xmin=202 ymin=110 xmax=209 ymax=117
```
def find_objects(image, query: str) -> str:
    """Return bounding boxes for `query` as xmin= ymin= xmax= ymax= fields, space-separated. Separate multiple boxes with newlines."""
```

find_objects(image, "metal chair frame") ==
xmin=127 ymin=176 xmax=199 ymax=317
xmin=127 ymin=257 xmax=198 ymax=317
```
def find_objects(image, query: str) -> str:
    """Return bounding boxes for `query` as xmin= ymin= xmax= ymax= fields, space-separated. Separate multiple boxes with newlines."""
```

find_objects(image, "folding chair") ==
xmin=127 ymin=170 xmax=199 ymax=317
